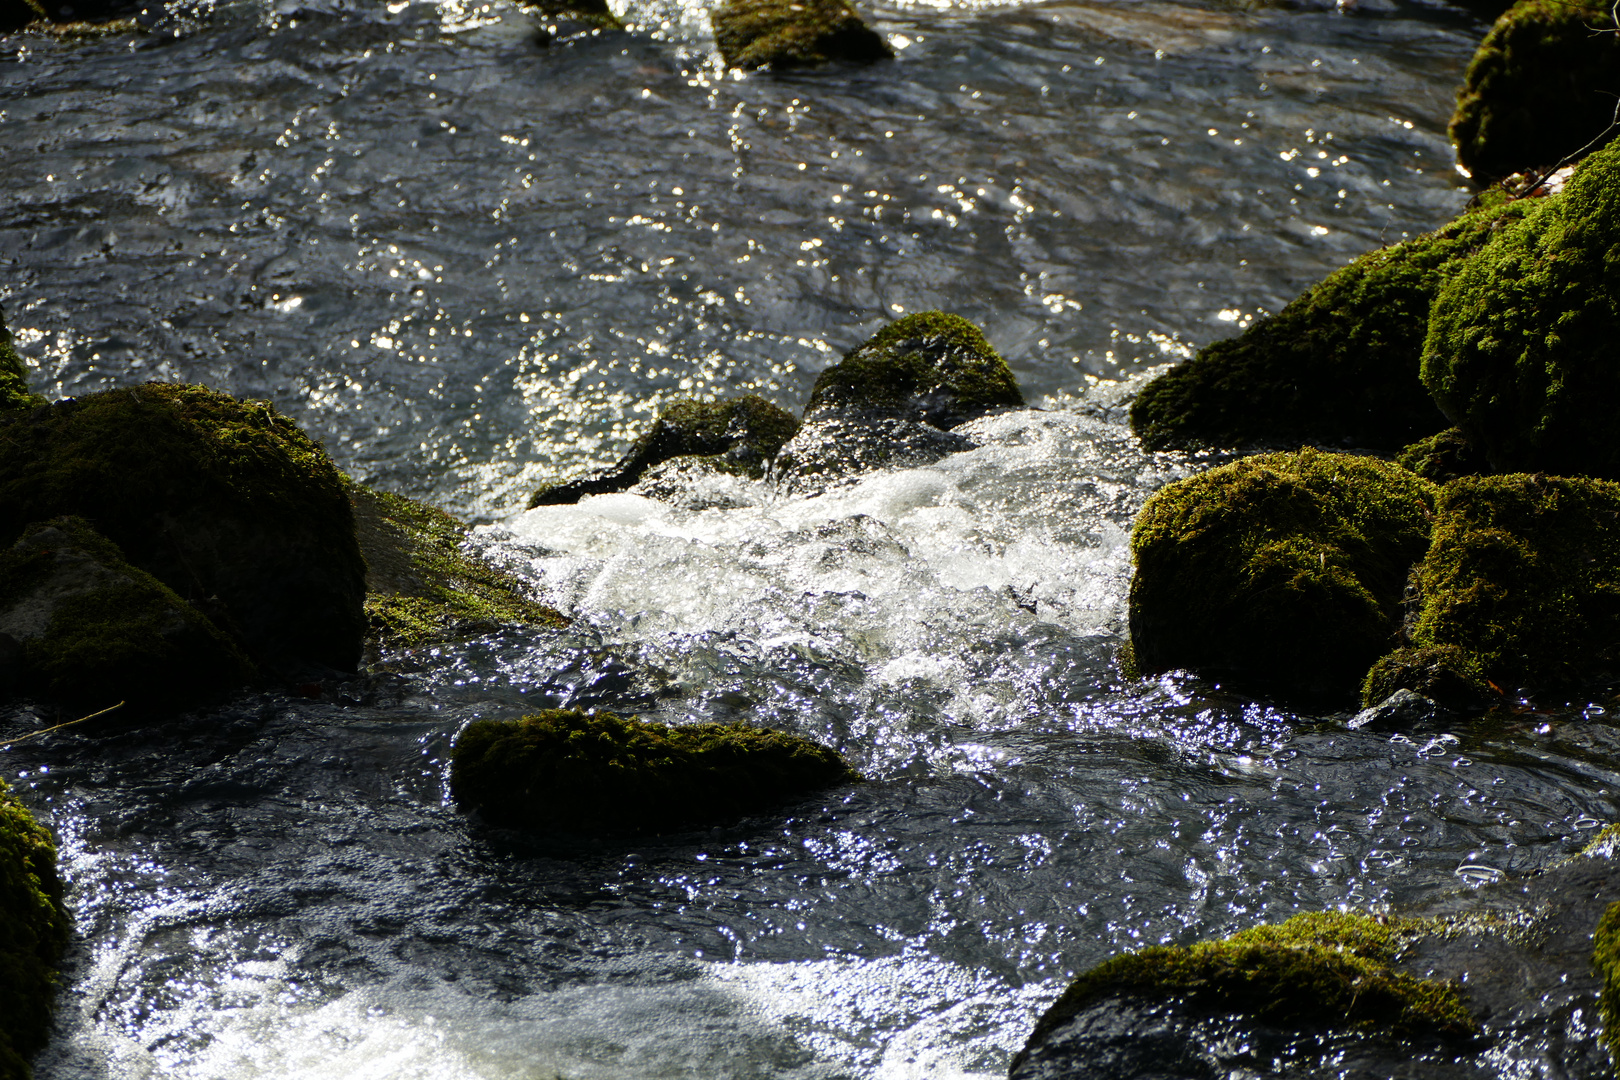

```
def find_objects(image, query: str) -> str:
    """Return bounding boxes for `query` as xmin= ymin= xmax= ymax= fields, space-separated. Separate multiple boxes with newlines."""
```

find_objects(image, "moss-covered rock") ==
xmin=1360 ymin=643 xmax=1495 ymax=710
xmin=0 ymin=384 xmax=366 ymax=673
xmin=1012 ymin=911 xmax=1473 ymax=1074
xmin=1396 ymin=427 xmax=1490 ymax=483
xmin=523 ymin=0 xmax=621 ymax=36
xmin=1450 ymin=0 xmax=1620 ymax=185
xmin=0 ymin=307 xmax=41 ymax=414
xmin=804 ymin=312 xmax=1022 ymax=428
xmin=1388 ymin=474 xmax=1620 ymax=698
xmin=1128 ymin=449 xmax=1438 ymax=700
xmin=1596 ymin=900 xmax=1620 ymax=1070
xmin=1422 ymin=141 xmax=1620 ymax=477
xmin=449 ymin=708 xmax=859 ymax=835
xmin=0 ymin=781 xmax=70 ymax=1080
xmin=352 ymin=484 xmax=567 ymax=649
xmin=1130 ymin=201 xmax=1527 ymax=453
xmin=0 ymin=517 xmax=255 ymax=710
xmin=710 ymin=0 xmax=891 ymax=70
xmin=530 ymin=395 xmax=798 ymax=507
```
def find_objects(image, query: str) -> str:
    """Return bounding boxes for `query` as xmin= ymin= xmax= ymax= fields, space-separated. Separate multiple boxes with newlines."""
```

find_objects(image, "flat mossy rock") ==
xmin=1128 ymin=449 xmax=1438 ymax=700
xmin=1392 ymin=474 xmax=1620 ymax=697
xmin=0 ymin=518 xmax=255 ymax=710
xmin=530 ymin=395 xmax=798 ymax=507
xmin=804 ymin=311 xmax=1023 ymax=428
xmin=0 ymin=384 xmax=366 ymax=672
xmin=0 ymin=781 xmax=70 ymax=1080
xmin=352 ymin=484 xmax=567 ymax=649
xmin=1422 ymin=142 xmax=1620 ymax=477
xmin=449 ymin=708 xmax=859 ymax=835
xmin=710 ymin=0 xmax=892 ymax=70
xmin=1450 ymin=0 xmax=1620 ymax=185
xmin=1130 ymin=200 xmax=1527 ymax=453
xmin=0 ymin=307 xmax=41 ymax=415
xmin=1011 ymin=912 xmax=1473 ymax=1077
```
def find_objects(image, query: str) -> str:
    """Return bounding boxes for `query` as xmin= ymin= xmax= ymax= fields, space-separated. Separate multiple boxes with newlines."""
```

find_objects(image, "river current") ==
xmin=6 ymin=0 xmax=1618 ymax=1076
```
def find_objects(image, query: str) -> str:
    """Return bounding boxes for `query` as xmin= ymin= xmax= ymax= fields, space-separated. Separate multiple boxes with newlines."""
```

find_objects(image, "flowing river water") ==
xmin=6 ymin=0 xmax=1620 ymax=1076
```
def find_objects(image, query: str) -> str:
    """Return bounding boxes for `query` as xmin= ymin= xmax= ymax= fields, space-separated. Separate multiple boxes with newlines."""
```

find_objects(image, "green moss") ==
xmin=710 ymin=0 xmax=892 ymax=70
xmin=1129 ymin=449 xmax=1438 ymax=700
xmin=0 ymin=517 xmax=255 ymax=710
xmin=1017 ymin=911 xmax=1473 ymax=1069
xmin=0 ymin=307 xmax=42 ymax=414
xmin=1595 ymin=901 xmax=1620 ymax=1070
xmin=1450 ymin=0 xmax=1620 ymax=185
xmin=1422 ymin=141 xmax=1620 ymax=477
xmin=529 ymin=394 xmax=797 ymax=507
xmin=1360 ymin=644 xmax=1496 ymax=709
xmin=804 ymin=311 xmax=1023 ymax=429
xmin=352 ymin=484 xmax=567 ymax=648
xmin=524 ymin=0 xmax=622 ymax=32
xmin=1130 ymin=201 xmax=1528 ymax=453
xmin=1398 ymin=474 xmax=1620 ymax=695
xmin=0 ymin=781 xmax=70 ymax=1080
xmin=1396 ymin=427 xmax=1489 ymax=483
xmin=0 ymin=383 xmax=366 ymax=671
xmin=449 ymin=708 xmax=859 ymax=835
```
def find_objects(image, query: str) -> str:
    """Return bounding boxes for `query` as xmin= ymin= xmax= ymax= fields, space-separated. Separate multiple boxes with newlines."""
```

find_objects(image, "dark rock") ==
xmin=710 ymin=0 xmax=892 ymax=70
xmin=449 ymin=708 xmax=859 ymax=835
xmin=529 ymin=395 xmax=798 ymax=507
xmin=1348 ymin=687 xmax=1452 ymax=729
xmin=1128 ymin=448 xmax=1438 ymax=701
xmin=0 ymin=383 xmax=367 ymax=674
xmin=0 ymin=517 xmax=255 ymax=710
xmin=1450 ymin=0 xmax=1620 ymax=185
xmin=1422 ymin=140 xmax=1620 ymax=477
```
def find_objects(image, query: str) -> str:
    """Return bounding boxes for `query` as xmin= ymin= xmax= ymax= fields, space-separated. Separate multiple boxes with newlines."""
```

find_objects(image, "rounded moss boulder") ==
xmin=0 ymin=383 xmax=366 ymax=672
xmin=1450 ymin=0 xmax=1620 ymax=185
xmin=805 ymin=311 xmax=1023 ymax=428
xmin=1596 ymin=900 xmax=1620 ymax=1068
xmin=0 ymin=517 xmax=255 ymax=710
xmin=710 ymin=0 xmax=892 ymax=70
xmin=1389 ymin=474 xmax=1620 ymax=698
xmin=1128 ymin=449 xmax=1438 ymax=700
xmin=1130 ymin=199 xmax=1526 ymax=453
xmin=530 ymin=395 xmax=798 ymax=507
xmin=449 ymin=709 xmax=859 ymax=835
xmin=1011 ymin=912 xmax=1472 ymax=1078
xmin=0 ymin=781 xmax=70 ymax=1080
xmin=1422 ymin=141 xmax=1620 ymax=477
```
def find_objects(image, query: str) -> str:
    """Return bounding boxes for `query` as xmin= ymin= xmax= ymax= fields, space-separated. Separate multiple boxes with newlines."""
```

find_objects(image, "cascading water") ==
xmin=6 ymin=0 xmax=1618 ymax=1076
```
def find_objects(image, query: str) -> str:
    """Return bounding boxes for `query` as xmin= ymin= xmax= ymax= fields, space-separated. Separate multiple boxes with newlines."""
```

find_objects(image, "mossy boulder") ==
xmin=1396 ymin=427 xmax=1489 ymax=483
xmin=0 ymin=307 xmax=41 ymax=415
xmin=1422 ymin=141 xmax=1620 ymax=477
xmin=0 ymin=384 xmax=366 ymax=673
xmin=1128 ymin=449 xmax=1438 ymax=700
xmin=529 ymin=395 xmax=798 ymax=507
xmin=804 ymin=311 xmax=1023 ymax=428
xmin=449 ymin=708 xmax=859 ymax=835
xmin=1130 ymin=201 xmax=1527 ymax=453
xmin=1596 ymin=900 xmax=1620 ymax=1068
xmin=0 ymin=782 xmax=70 ymax=1080
xmin=524 ymin=0 xmax=621 ymax=37
xmin=710 ymin=0 xmax=891 ymax=70
xmin=0 ymin=518 xmax=255 ymax=710
xmin=1012 ymin=912 xmax=1473 ymax=1076
xmin=1450 ymin=0 xmax=1620 ymax=185
xmin=1384 ymin=474 xmax=1620 ymax=699
xmin=1361 ymin=643 xmax=1495 ymax=710
xmin=353 ymin=484 xmax=567 ymax=649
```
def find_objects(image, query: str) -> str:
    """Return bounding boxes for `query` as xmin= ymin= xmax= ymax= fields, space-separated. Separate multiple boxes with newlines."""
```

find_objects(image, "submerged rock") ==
xmin=0 ymin=383 xmax=367 ymax=673
xmin=0 ymin=781 xmax=70 ymax=1080
xmin=1012 ymin=912 xmax=1473 ymax=1078
xmin=1384 ymin=474 xmax=1620 ymax=700
xmin=1422 ymin=135 xmax=1620 ymax=477
xmin=1450 ymin=0 xmax=1620 ymax=185
xmin=0 ymin=518 xmax=254 ymax=710
xmin=449 ymin=708 xmax=858 ymax=835
xmin=529 ymin=395 xmax=798 ymax=507
xmin=771 ymin=415 xmax=974 ymax=496
xmin=710 ymin=0 xmax=892 ymax=70
xmin=1128 ymin=449 xmax=1437 ymax=701
xmin=352 ymin=484 xmax=568 ymax=650
xmin=1129 ymin=199 xmax=1526 ymax=453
